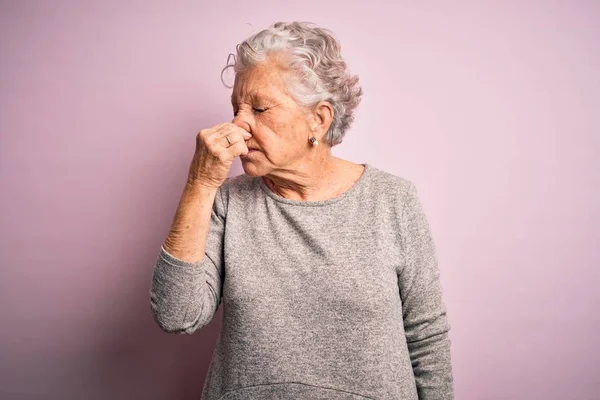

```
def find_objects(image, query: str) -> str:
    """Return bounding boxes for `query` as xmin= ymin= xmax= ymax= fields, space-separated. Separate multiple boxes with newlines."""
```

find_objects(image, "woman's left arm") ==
xmin=398 ymin=182 xmax=454 ymax=400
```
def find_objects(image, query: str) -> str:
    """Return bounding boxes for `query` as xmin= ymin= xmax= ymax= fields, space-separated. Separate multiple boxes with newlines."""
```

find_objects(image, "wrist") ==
xmin=185 ymin=179 xmax=220 ymax=195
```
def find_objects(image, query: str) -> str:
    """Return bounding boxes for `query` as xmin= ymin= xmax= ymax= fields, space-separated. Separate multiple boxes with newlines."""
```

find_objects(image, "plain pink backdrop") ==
xmin=1 ymin=1 xmax=598 ymax=399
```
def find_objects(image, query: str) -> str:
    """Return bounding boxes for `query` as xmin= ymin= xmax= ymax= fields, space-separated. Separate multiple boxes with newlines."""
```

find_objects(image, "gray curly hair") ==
xmin=221 ymin=21 xmax=363 ymax=147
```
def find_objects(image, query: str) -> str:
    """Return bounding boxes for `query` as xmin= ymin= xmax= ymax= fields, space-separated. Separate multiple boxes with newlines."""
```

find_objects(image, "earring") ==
xmin=309 ymin=137 xmax=319 ymax=146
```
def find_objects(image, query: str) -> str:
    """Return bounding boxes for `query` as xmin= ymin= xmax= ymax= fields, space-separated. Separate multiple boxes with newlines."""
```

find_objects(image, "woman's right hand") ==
xmin=187 ymin=123 xmax=252 ymax=189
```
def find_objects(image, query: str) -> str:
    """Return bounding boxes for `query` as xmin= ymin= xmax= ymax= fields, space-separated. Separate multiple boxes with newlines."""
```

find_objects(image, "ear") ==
xmin=311 ymin=100 xmax=334 ymax=138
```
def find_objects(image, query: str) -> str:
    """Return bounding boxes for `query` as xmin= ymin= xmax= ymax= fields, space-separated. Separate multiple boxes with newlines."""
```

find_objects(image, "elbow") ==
xmin=405 ymin=310 xmax=451 ymax=345
xmin=150 ymin=301 xmax=187 ymax=334
xmin=149 ymin=268 xmax=221 ymax=334
xmin=150 ymin=295 xmax=213 ymax=335
xmin=151 ymin=310 xmax=188 ymax=334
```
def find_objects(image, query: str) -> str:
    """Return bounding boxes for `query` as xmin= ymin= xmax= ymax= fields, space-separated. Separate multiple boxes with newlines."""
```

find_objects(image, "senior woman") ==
xmin=151 ymin=21 xmax=453 ymax=400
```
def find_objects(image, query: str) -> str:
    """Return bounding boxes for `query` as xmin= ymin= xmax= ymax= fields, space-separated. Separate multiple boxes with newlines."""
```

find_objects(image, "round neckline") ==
xmin=257 ymin=163 xmax=372 ymax=207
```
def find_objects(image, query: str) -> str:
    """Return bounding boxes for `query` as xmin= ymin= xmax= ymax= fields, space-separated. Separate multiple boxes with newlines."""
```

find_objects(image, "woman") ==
xmin=151 ymin=21 xmax=453 ymax=400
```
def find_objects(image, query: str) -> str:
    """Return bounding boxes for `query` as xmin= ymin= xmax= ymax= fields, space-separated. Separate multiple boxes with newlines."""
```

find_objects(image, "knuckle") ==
xmin=217 ymin=151 xmax=229 ymax=163
xmin=206 ymin=145 xmax=217 ymax=157
xmin=234 ymin=129 xmax=247 ymax=141
xmin=234 ymin=142 xmax=247 ymax=154
xmin=220 ymin=126 xmax=235 ymax=137
xmin=204 ymin=133 xmax=217 ymax=146
xmin=198 ymin=132 xmax=211 ymax=146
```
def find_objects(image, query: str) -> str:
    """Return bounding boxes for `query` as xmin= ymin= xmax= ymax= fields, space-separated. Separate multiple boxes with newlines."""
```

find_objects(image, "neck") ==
xmin=263 ymin=155 xmax=344 ymax=201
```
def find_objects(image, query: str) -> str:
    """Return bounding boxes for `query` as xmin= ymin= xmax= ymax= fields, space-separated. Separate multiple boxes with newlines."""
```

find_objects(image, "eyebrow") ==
xmin=231 ymin=91 xmax=274 ymax=106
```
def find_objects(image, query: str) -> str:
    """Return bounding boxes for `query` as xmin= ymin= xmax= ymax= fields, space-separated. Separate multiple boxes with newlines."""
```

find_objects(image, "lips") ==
xmin=242 ymin=148 xmax=258 ymax=157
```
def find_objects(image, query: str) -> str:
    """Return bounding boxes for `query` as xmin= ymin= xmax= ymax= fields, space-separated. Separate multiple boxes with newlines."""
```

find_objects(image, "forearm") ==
xmin=151 ymin=247 xmax=221 ymax=334
xmin=163 ymin=181 xmax=218 ymax=263
xmin=407 ymin=321 xmax=453 ymax=399
xmin=152 ymin=181 xmax=225 ymax=334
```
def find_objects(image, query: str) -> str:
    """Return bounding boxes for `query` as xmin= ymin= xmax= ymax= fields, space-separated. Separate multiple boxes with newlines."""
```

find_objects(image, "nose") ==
xmin=232 ymin=114 xmax=252 ymax=137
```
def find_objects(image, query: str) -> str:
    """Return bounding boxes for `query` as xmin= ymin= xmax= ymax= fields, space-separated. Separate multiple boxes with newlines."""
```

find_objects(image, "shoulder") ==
xmin=363 ymin=166 xmax=433 ymax=245
xmin=363 ymin=164 xmax=418 ymax=206
xmin=216 ymin=173 xmax=263 ymax=209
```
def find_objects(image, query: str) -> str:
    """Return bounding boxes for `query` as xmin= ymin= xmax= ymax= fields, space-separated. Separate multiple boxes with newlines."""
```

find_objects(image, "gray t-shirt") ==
xmin=150 ymin=163 xmax=453 ymax=399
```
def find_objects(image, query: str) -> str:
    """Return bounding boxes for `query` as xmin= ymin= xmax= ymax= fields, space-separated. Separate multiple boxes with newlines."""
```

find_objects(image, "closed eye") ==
xmin=233 ymin=107 xmax=267 ymax=117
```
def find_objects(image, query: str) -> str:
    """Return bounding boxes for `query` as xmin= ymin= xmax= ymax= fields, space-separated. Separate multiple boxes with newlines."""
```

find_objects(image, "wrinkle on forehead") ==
xmin=231 ymin=58 xmax=293 ymax=105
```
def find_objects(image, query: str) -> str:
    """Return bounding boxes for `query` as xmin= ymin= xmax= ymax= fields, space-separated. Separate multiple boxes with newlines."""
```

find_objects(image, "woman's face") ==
xmin=231 ymin=58 xmax=315 ymax=177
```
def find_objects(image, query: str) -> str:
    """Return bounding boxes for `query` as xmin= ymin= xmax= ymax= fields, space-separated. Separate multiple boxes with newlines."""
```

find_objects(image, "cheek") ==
xmin=254 ymin=117 xmax=283 ymax=146
xmin=254 ymin=113 xmax=308 ymax=158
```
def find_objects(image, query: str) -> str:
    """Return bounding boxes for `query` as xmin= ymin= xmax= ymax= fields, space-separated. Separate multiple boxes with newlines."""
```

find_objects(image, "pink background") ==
xmin=1 ymin=1 xmax=598 ymax=399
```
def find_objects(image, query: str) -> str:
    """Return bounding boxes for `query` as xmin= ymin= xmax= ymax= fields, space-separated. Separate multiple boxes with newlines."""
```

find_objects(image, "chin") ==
xmin=241 ymin=160 xmax=265 ymax=177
